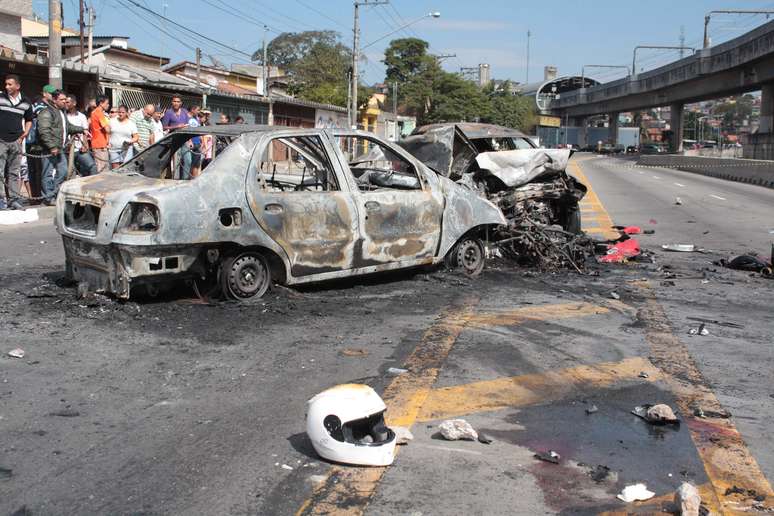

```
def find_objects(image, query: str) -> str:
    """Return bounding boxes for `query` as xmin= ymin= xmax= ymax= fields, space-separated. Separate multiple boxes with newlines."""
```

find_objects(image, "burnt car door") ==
xmin=245 ymin=131 xmax=359 ymax=277
xmin=332 ymin=133 xmax=443 ymax=266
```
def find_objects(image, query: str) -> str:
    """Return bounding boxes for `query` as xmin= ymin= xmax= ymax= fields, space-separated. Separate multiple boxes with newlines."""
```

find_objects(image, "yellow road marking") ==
xmin=466 ymin=301 xmax=609 ymax=328
xmin=569 ymin=159 xmax=619 ymax=240
xmin=297 ymin=296 xmax=480 ymax=516
xmin=600 ymin=482 xmax=722 ymax=515
xmin=417 ymin=356 xmax=660 ymax=422
xmin=635 ymin=283 xmax=773 ymax=514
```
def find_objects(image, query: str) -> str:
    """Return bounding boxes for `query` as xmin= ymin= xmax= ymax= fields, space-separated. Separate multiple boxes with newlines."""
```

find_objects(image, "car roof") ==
xmin=413 ymin=122 xmax=529 ymax=140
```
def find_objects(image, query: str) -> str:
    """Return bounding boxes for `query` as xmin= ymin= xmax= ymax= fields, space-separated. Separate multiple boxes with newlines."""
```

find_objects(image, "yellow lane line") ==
xmin=465 ymin=301 xmax=609 ymax=328
xmin=417 ymin=356 xmax=661 ymax=422
xmin=635 ymin=282 xmax=773 ymax=514
xmin=600 ymin=482 xmax=722 ymax=515
xmin=569 ymin=159 xmax=619 ymax=240
xmin=297 ymin=296 xmax=480 ymax=516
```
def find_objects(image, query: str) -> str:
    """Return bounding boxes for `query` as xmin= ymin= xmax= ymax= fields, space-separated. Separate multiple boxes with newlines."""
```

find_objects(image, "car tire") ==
xmin=565 ymin=207 xmax=582 ymax=235
xmin=455 ymin=238 xmax=486 ymax=277
xmin=221 ymin=252 xmax=272 ymax=302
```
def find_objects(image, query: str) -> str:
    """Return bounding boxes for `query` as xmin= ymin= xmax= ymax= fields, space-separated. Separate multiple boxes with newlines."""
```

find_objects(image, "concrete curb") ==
xmin=0 ymin=206 xmax=55 ymax=226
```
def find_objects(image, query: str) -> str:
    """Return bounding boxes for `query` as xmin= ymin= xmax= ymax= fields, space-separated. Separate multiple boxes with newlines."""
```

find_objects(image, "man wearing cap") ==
xmin=36 ymin=89 xmax=84 ymax=205
xmin=0 ymin=74 xmax=33 ymax=210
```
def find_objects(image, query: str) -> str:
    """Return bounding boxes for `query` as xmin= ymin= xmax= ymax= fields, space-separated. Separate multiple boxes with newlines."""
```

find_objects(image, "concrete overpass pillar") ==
xmin=608 ymin=112 xmax=619 ymax=145
xmin=669 ymin=103 xmax=684 ymax=153
xmin=578 ymin=117 xmax=588 ymax=148
xmin=760 ymin=83 xmax=774 ymax=133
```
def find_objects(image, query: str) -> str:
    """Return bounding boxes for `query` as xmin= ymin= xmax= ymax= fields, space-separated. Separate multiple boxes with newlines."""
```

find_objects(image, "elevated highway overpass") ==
xmin=547 ymin=19 xmax=774 ymax=157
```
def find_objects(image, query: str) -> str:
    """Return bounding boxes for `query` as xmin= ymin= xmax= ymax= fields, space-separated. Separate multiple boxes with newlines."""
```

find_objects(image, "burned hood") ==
xmin=474 ymin=148 xmax=571 ymax=188
xmin=398 ymin=125 xmax=456 ymax=177
xmin=59 ymin=172 xmax=182 ymax=205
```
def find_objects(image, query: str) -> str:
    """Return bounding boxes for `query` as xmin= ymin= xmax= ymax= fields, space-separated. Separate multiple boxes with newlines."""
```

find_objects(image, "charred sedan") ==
xmin=55 ymin=126 xmax=505 ymax=301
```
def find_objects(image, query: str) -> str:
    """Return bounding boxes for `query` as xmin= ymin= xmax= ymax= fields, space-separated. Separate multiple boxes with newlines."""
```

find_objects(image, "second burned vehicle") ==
xmin=400 ymin=123 xmax=589 ymax=268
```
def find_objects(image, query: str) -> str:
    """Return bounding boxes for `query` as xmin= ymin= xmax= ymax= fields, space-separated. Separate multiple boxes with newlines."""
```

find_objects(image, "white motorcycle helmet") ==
xmin=306 ymin=384 xmax=396 ymax=466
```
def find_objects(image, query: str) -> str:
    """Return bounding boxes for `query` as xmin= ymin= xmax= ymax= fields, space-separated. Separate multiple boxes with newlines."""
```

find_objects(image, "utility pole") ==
xmin=79 ymin=0 xmax=85 ymax=62
xmin=48 ymin=0 xmax=62 ymax=88
xmin=525 ymin=29 xmax=531 ymax=85
xmin=679 ymin=25 xmax=685 ymax=57
xmin=262 ymin=25 xmax=272 ymax=125
xmin=392 ymin=81 xmax=397 ymax=115
xmin=351 ymin=0 xmax=389 ymax=130
xmin=87 ymin=5 xmax=94 ymax=66
xmin=703 ymin=10 xmax=774 ymax=48
xmin=195 ymin=47 xmax=202 ymax=90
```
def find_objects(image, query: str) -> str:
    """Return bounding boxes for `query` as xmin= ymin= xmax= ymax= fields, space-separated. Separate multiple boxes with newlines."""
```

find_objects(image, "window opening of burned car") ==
xmin=123 ymin=132 xmax=237 ymax=179
xmin=257 ymin=135 xmax=340 ymax=192
xmin=471 ymin=136 xmax=536 ymax=153
xmin=338 ymin=136 xmax=421 ymax=191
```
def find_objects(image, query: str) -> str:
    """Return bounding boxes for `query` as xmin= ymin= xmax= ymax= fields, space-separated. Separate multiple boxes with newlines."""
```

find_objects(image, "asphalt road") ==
xmin=1 ymin=159 xmax=773 ymax=515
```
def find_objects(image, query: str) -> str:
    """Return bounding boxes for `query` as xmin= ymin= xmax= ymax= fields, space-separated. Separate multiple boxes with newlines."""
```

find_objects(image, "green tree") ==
xmin=384 ymin=38 xmax=431 ymax=84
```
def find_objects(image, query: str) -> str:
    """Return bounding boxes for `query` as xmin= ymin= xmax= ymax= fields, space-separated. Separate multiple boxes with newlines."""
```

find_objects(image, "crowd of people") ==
xmin=0 ymin=73 xmax=246 ymax=210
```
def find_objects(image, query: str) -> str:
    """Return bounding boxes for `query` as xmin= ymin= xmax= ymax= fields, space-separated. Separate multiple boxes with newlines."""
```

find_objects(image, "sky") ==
xmin=37 ymin=0 xmax=774 ymax=87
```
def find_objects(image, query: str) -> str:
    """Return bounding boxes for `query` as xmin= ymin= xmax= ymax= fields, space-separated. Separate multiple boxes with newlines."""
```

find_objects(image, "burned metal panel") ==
xmin=397 ymin=125 xmax=456 ymax=177
xmin=414 ymin=122 xmax=529 ymax=140
xmin=474 ymin=148 xmax=572 ymax=188
xmin=434 ymin=175 xmax=507 ymax=259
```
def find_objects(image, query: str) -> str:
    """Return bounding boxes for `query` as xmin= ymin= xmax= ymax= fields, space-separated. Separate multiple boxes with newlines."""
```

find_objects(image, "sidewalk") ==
xmin=0 ymin=205 xmax=56 ymax=226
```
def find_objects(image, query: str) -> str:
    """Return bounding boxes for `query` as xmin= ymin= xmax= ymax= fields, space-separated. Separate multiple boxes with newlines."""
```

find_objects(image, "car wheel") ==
xmin=455 ymin=238 xmax=486 ymax=277
xmin=565 ymin=207 xmax=582 ymax=235
xmin=221 ymin=252 xmax=271 ymax=302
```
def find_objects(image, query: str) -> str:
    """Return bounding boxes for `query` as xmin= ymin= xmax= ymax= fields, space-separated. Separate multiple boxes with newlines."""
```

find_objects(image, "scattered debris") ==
xmin=692 ymin=407 xmax=731 ymax=419
xmin=716 ymin=254 xmax=771 ymax=274
xmin=588 ymin=464 xmax=611 ymax=483
xmin=7 ymin=348 xmax=25 ymax=359
xmin=477 ymin=433 xmax=494 ymax=444
xmin=340 ymin=348 xmax=369 ymax=357
xmin=585 ymin=404 xmax=599 ymax=415
xmin=48 ymin=409 xmax=80 ymax=417
xmin=439 ymin=419 xmax=478 ymax=441
xmin=612 ymin=225 xmax=642 ymax=235
xmin=724 ymin=485 xmax=766 ymax=502
xmin=610 ymin=291 xmax=620 ymax=300
xmin=675 ymin=197 xmax=683 ymax=205
xmin=617 ymin=483 xmax=655 ymax=502
xmin=281 ymin=464 xmax=293 ymax=471
xmin=308 ymin=474 xmax=328 ymax=484
xmin=662 ymin=244 xmax=696 ymax=252
xmin=638 ymin=371 xmax=649 ymax=379
xmin=0 ymin=467 xmax=12 ymax=480
xmin=534 ymin=450 xmax=561 ymax=464
xmin=386 ymin=367 xmax=408 ymax=376
xmin=686 ymin=317 xmax=743 ymax=329
xmin=393 ymin=426 xmax=414 ymax=445
xmin=675 ymin=482 xmax=701 ymax=516
xmin=643 ymin=229 xmax=655 ymax=234
xmin=632 ymin=404 xmax=679 ymax=425
xmin=599 ymin=238 xmax=641 ymax=263
xmin=688 ymin=324 xmax=709 ymax=336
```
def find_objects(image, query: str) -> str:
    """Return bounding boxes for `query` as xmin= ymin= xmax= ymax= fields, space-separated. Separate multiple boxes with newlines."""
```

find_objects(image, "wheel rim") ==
xmin=456 ymin=239 xmax=484 ymax=276
xmin=226 ymin=254 xmax=270 ymax=299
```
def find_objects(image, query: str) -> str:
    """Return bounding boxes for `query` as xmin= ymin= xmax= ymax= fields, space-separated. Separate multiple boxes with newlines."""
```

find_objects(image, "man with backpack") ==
xmin=0 ymin=74 xmax=34 ymax=210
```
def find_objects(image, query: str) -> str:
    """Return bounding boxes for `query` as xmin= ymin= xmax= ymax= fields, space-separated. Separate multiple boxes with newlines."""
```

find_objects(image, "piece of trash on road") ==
xmin=638 ymin=371 xmax=649 ymax=379
xmin=586 ymin=404 xmax=599 ymax=415
xmin=662 ymin=244 xmax=696 ymax=252
xmin=439 ymin=419 xmax=478 ymax=441
xmin=48 ymin=409 xmax=80 ymax=417
xmin=599 ymin=239 xmax=641 ymax=263
xmin=617 ymin=483 xmax=655 ymax=502
xmin=632 ymin=404 xmax=679 ymax=425
xmin=675 ymin=197 xmax=683 ymax=205
xmin=0 ymin=467 xmax=12 ymax=480
xmin=306 ymin=384 xmax=396 ymax=466
xmin=534 ymin=450 xmax=561 ymax=464
xmin=716 ymin=254 xmax=770 ymax=273
xmin=688 ymin=323 xmax=709 ymax=336
xmin=589 ymin=464 xmax=611 ymax=483
xmin=643 ymin=229 xmax=655 ymax=234
xmin=7 ymin=348 xmax=25 ymax=359
xmin=610 ymin=291 xmax=620 ymax=300
xmin=477 ymin=433 xmax=494 ymax=444
xmin=393 ymin=426 xmax=414 ymax=445
xmin=687 ymin=316 xmax=743 ymax=329
xmin=386 ymin=367 xmax=408 ymax=376
xmin=281 ymin=464 xmax=293 ymax=471
xmin=340 ymin=348 xmax=369 ymax=357
xmin=675 ymin=482 xmax=701 ymax=516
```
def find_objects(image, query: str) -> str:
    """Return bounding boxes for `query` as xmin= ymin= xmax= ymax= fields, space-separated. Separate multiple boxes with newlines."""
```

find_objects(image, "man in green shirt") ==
xmin=130 ymin=104 xmax=156 ymax=154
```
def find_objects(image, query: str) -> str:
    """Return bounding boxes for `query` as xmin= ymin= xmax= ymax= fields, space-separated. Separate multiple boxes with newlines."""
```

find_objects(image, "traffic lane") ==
xmin=0 ymin=218 xmax=63 ymax=269
xmin=0 ymin=244 xmax=472 ymax=515
xmin=576 ymin=156 xmax=774 ymax=253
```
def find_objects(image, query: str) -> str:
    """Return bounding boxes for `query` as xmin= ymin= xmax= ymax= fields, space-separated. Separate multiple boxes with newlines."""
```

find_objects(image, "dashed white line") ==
xmin=674 ymin=182 xmax=685 ymax=187
xmin=710 ymin=194 xmax=726 ymax=201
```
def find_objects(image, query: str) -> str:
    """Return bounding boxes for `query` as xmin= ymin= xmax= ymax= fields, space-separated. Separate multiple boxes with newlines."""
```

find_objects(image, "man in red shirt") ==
xmin=89 ymin=95 xmax=110 ymax=173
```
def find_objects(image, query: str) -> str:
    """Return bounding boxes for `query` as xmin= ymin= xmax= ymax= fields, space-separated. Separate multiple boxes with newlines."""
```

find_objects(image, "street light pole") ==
xmin=632 ymin=45 xmax=695 ymax=75
xmin=703 ymin=10 xmax=774 ymax=48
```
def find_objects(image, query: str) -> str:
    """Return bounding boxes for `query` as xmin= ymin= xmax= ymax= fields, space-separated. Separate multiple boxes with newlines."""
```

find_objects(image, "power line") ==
xmin=294 ymin=0 xmax=349 ymax=29
xmin=198 ymin=0 xmax=283 ymax=34
xmin=253 ymin=0 xmax=318 ymax=31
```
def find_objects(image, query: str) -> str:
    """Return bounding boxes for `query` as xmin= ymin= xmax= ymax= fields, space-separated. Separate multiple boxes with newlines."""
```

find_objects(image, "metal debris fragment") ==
xmin=534 ymin=450 xmax=561 ymax=464
xmin=7 ymin=348 xmax=25 ymax=359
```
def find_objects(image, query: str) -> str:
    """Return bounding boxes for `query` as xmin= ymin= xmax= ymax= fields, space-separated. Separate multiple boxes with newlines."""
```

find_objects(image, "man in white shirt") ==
xmin=65 ymin=95 xmax=96 ymax=176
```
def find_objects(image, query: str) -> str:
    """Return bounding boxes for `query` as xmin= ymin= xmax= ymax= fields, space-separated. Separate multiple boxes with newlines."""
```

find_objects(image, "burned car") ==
xmin=55 ymin=126 xmax=506 ymax=301
xmin=400 ymin=123 xmax=588 ymax=268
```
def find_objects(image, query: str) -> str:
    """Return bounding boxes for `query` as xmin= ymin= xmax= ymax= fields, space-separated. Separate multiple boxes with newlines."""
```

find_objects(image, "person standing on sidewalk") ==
xmin=108 ymin=105 xmax=138 ymax=168
xmin=0 ymin=74 xmax=34 ymax=210
xmin=129 ymin=104 xmax=156 ymax=154
xmin=65 ymin=95 xmax=96 ymax=177
xmin=89 ymin=95 xmax=110 ymax=173
xmin=161 ymin=94 xmax=189 ymax=131
xmin=37 ymin=90 xmax=84 ymax=205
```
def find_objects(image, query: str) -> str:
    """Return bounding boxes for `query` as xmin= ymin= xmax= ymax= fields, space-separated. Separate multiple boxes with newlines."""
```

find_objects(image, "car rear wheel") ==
xmin=455 ymin=238 xmax=486 ymax=277
xmin=221 ymin=252 xmax=271 ymax=302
